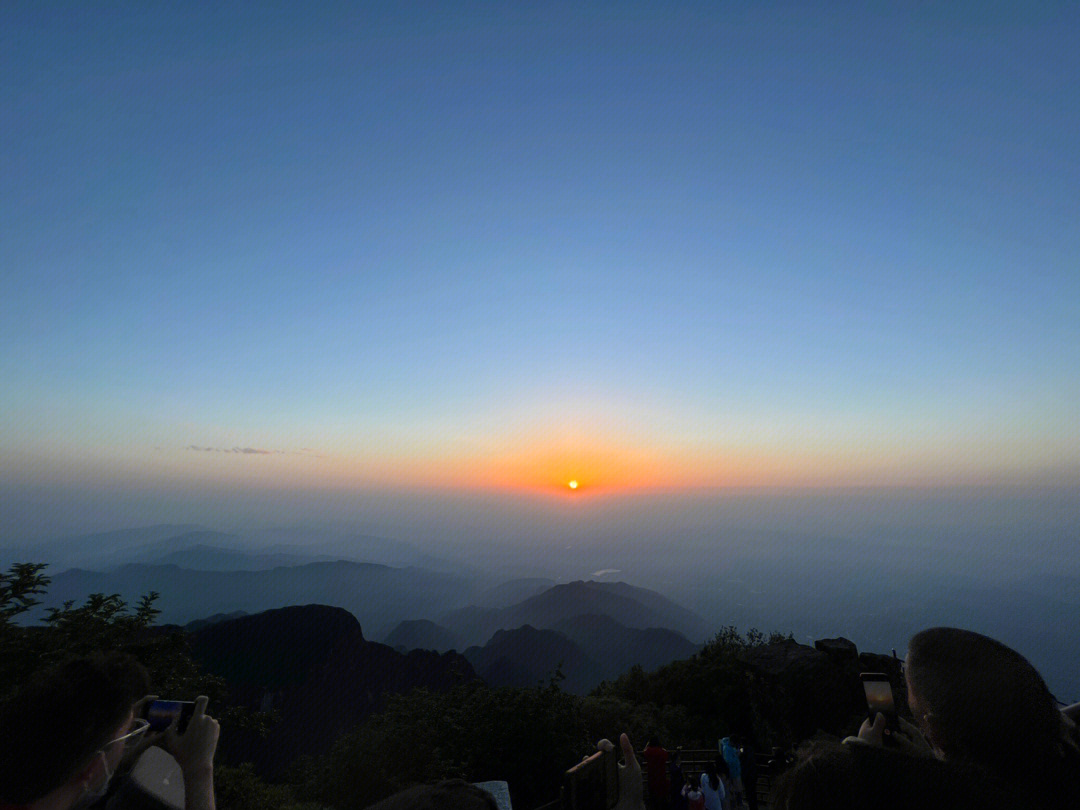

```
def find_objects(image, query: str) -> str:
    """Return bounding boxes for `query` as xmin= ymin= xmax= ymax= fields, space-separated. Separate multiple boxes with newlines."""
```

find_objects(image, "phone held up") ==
xmin=562 ymin=746 xmax=619 ymax=810
xmin=141 ymin=700 xmax=198 ymax=734
xmin=860 ymin=672 xmax=898 ymax=742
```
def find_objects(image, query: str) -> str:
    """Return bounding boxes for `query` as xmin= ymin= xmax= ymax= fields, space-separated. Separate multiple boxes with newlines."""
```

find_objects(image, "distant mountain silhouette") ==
xmin=145 ymin=543 xmax=336 ymax=571
xmin=594 ymin=581 xmax=711 ymax=639
xmin=464 ymin=625 xmax=602 ymax=694
xmin=455 ymin=614 xmax=699 ymax=694
xmin=35 ymin=561 xmax=477 ymax=628
xmin=0 ymin=524 xmax=209 ymax=569
xmin=190 ymin=605 xmax=476 ymax=775
xmin=442 ymin=580 xmax=710 ymax=647
xmin=1 ymin=523 xmax=472 ymax=574
xmin=183 ymin=610 xmax=247 ymax=632
xmin=383 ymin=619 xmax=462 ymax=653
xmin=551 ymin=614 xmax=700 ymax=680
xmin=242 ymin=526 xmax=468 ymax=572
xmin=473 ymin=578 xmax=556 ymax=608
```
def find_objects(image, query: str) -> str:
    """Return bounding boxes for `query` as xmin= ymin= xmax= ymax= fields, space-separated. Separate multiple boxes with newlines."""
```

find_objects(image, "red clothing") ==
xmin=642 ymin=745 xmax=670 ymax=798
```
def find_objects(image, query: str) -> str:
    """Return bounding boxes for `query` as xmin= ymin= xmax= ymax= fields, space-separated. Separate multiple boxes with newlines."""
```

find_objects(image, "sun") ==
xmin=567 ymin=480 xmax=578 ymax=490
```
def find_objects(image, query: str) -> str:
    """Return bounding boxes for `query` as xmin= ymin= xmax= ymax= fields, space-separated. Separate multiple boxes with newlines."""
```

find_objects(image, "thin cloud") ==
xmin=186 ymin=445 xmax=292 ymax=456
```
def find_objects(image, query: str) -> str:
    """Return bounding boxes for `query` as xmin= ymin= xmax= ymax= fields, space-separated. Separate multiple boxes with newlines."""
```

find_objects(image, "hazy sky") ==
xmin=3 ymin=1 xmax=1079 ymax=533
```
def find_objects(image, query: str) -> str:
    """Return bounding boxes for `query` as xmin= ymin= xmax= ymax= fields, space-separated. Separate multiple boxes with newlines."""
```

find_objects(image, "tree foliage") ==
xmin=593 ymin=626 xmax=795 ymax=748
xmin=0 ymin=562 xmax=49 ymax=624
xmin=296 ymin=678 xmax=590 ymax=810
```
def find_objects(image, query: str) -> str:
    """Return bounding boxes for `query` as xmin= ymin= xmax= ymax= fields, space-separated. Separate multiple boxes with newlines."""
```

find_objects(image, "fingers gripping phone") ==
xmin=861 ymin=673 xmax=898 ymax=740
xmin=141 ymin=700 xmax=197 ymax=734
xmin=562 ymin=747 xmax=619 ymax=810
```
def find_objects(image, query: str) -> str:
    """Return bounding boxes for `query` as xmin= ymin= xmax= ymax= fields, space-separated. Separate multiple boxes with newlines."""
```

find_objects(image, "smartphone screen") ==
xmin=862 ymin=678 xmax=895 ymax=717
xmin=142 ymin=700 xmax=196 ymax=733
xmin=861 ymin=672 xmax=898 ymax=742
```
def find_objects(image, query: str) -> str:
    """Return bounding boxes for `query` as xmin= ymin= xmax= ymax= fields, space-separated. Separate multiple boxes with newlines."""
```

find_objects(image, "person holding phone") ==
xmin=0 ymin=653 xmax=219 ymax=810
xmin=841 ymin=628 xmax=1080 ymax=808
xmin=901 ymin=628 xmax=1080 ymax=808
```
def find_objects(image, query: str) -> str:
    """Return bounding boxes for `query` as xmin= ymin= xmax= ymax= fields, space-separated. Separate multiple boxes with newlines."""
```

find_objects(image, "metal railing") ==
xmin=536 ymin=750 xmax=777 ymax=810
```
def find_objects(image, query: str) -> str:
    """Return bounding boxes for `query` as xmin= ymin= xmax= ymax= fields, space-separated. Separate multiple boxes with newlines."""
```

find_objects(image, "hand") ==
xmin=856 ymin=712 xmax=887 ymax=746
xmin=123 ymin=694 xmax=159 ymax=764
xmin=893 ymin=716 xmax=934 ymax=757
xmin=159 ymin=695 xmax=219 ymax=776
xmin=597 ymin=733 xmax=645 ymax=810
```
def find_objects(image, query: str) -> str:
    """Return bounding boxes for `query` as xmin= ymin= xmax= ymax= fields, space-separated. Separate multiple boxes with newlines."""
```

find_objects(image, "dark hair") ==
xmin=908 ymin=631 xmax=1058 ymax=758
xmin=0 ymin=652 xmax=150 ymax=804
xmin=907 ymin=628 xmax=1080 ymax=807
xmin=772 ymin=741 xmax=1018 ymax=810
xmin=715 ymin=754 xmax=730 ymax=778
xmin=704 ymin=761 xmax=720 ymax=791
xmin=365 ymin=779 xmax=498 ymax=810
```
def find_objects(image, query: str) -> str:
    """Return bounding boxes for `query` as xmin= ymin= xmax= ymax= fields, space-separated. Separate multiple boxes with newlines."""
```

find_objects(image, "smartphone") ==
xmin=562 ymin=747 xmax=619 ymax=810
xmin=142 ymin=700 xmax=197 ymax=733
xmin=861 ymin=673 xmax=898 ymax=738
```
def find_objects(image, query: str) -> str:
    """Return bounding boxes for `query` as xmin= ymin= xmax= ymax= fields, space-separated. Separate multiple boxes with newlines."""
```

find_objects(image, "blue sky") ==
xmin=2 ymin=1 xmax=1079 ymax=523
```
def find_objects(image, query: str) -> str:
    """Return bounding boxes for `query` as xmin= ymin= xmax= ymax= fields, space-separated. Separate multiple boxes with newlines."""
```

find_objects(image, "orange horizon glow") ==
xmin=23 ymin=419 xmax=1076 ymax=496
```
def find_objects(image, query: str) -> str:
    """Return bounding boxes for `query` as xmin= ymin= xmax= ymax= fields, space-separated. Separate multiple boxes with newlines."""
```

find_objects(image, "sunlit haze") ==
xmin=2 ymin=4 xmax=1079 ymax=703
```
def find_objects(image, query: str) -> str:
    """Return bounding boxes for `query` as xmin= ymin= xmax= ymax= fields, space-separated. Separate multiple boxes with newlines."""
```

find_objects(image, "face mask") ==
xmin=69 ymin=751 xmax=113 ymax=810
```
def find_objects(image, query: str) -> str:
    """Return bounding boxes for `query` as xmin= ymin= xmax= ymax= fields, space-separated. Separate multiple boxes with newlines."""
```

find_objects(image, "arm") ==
xmin=184 ymin=768 xmax=215 ymax=810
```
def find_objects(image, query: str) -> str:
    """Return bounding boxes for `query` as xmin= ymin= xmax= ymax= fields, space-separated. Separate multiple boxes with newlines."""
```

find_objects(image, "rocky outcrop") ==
xmin=552 ymin=614 xmax=700 ymax=685
xmin=464 ymin=625 xmax=602 ymax=693
xmin=815 ymin=637 xmax=858 ymax=665
xmin=744 ymin=638 xmax=908 ymax=741
xmin=190 ymin=604 xmax=477 ymax=775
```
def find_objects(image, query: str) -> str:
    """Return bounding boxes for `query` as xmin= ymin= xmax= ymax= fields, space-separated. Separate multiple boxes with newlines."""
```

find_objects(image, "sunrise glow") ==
xmin=2 ymin=2 xmax=1078 ymax=537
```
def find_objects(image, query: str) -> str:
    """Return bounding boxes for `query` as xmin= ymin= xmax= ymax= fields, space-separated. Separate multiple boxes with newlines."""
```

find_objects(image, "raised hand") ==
xmin=161 ymin=695 xmax=219 ymax=776
xmin=597 ymin=733 xmax=646 ymax=810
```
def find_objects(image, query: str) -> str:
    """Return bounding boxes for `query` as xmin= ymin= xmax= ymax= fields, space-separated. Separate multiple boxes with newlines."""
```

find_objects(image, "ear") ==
xmin=920 ymin=713 xmax=946 ymax=758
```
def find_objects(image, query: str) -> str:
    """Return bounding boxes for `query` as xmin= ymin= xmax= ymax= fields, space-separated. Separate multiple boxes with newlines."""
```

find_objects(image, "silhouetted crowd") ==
xmin=609 ymin=628 xmax=1080 ymax=810
xmin=2 ymin=627 xmax=1078 ymax=810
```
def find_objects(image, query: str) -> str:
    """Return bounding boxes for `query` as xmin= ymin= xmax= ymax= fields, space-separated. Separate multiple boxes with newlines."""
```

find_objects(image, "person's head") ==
xmin=704 ymin=759 xmax=719 ymax=790
xmin=906 ymin=629 xmax=1059 ymax=766
xmin=365 ymin=780 xmax=498 ymax=810
xmin=906 ymin=627 xmax=1080 ymax=807
xmin=0 ymin=652 xmax=150 ymax=808
xmin=772 ymin=741 xmax=1017 ymax=810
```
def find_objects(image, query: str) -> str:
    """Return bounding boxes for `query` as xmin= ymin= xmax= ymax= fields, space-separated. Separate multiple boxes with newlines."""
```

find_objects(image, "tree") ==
xmin=0 ymin=562 xmax=49 ymax=624
xmin=299 ymin=679 xmax=591 ymax=810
